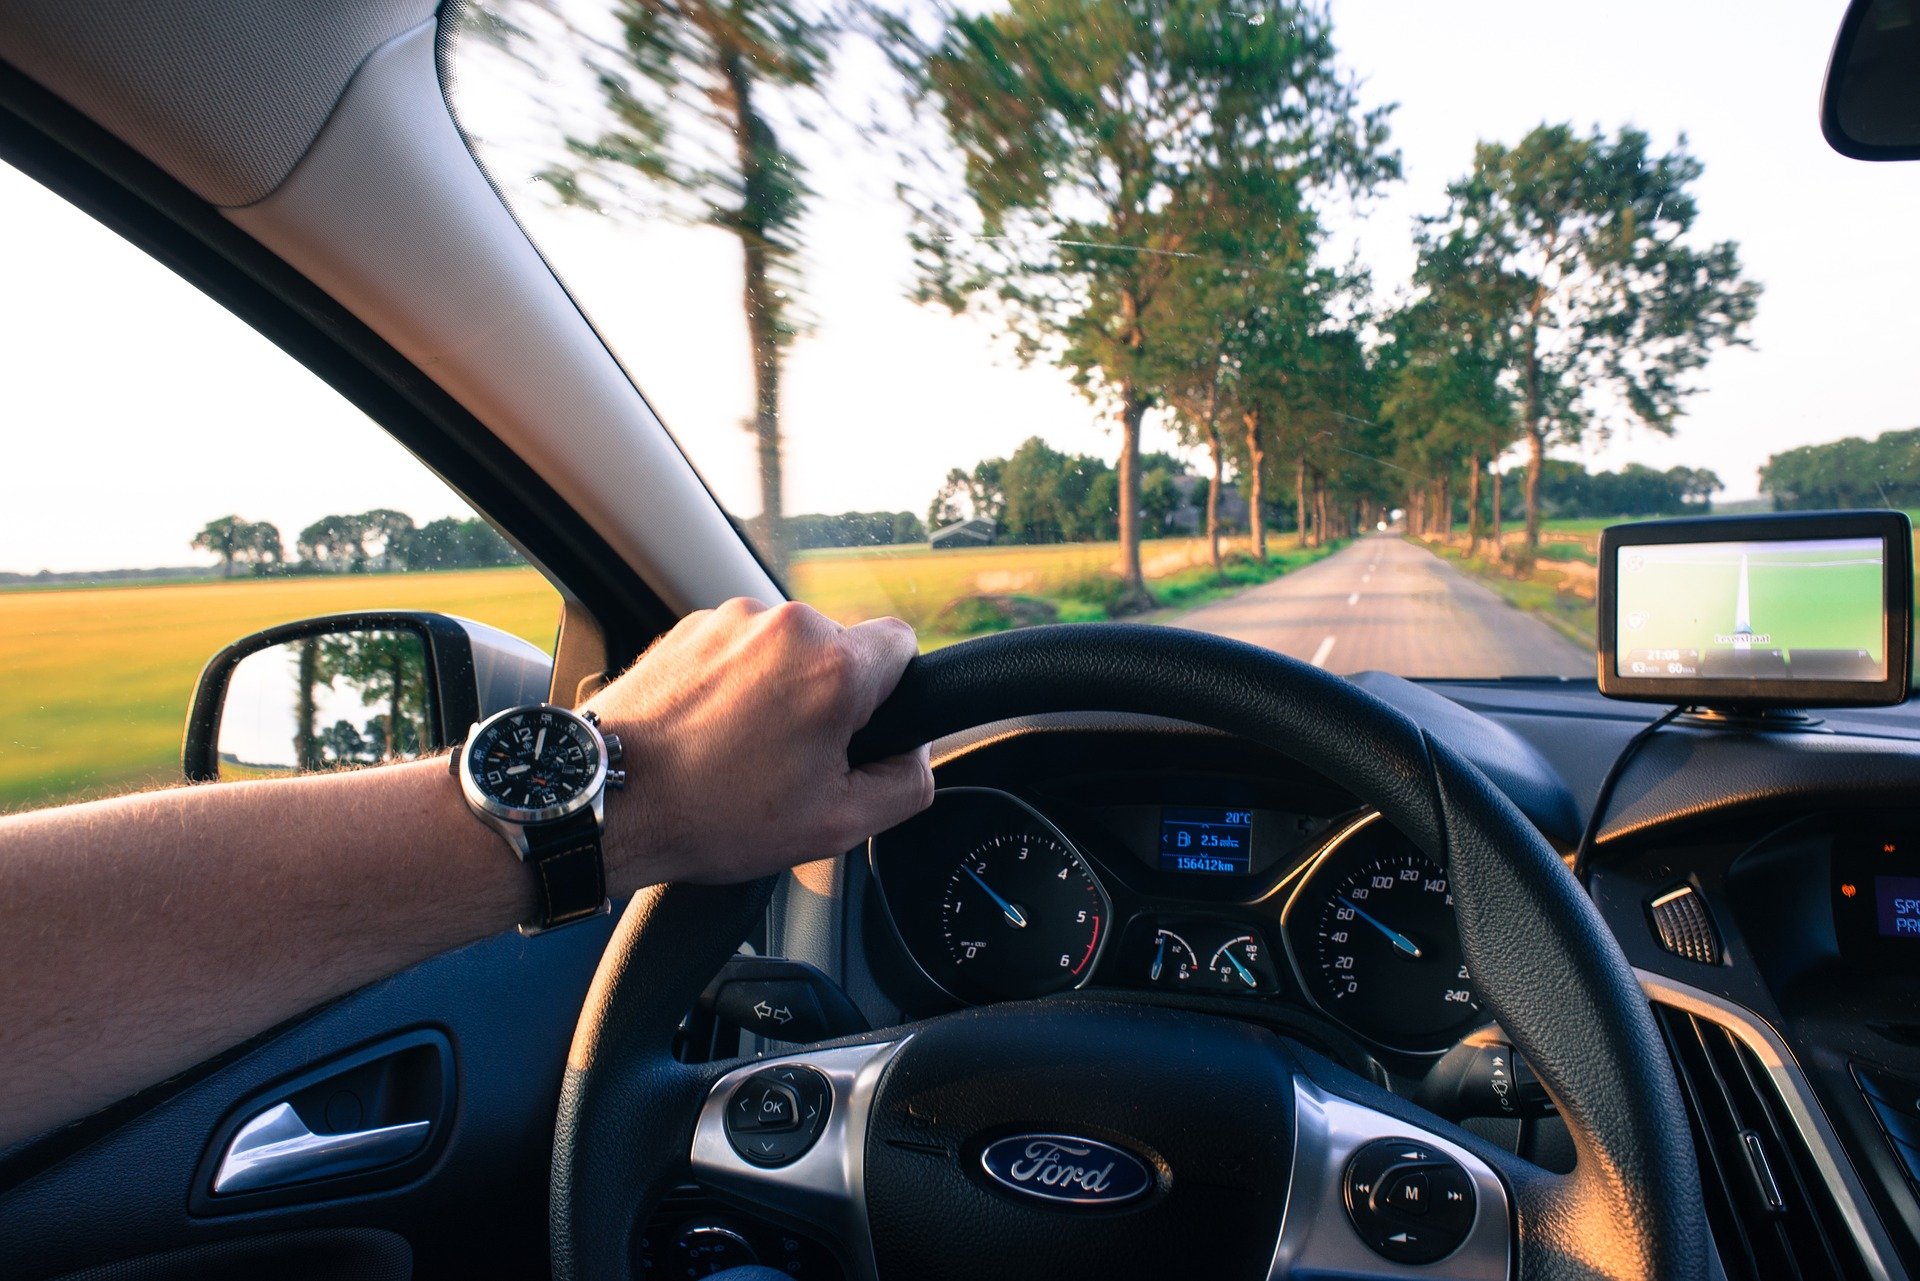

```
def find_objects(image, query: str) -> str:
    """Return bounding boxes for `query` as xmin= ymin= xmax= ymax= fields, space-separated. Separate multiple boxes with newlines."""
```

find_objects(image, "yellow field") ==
xmin=788 ymin=535 xmax=1245 ymax=631
xmin=1 ymin=535 xmax=1258 ymax=814
xmin=0 ymin=568 xmax=560 ymax=813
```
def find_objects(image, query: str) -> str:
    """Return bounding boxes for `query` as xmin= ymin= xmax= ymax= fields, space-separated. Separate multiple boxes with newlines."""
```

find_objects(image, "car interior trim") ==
xmin=1637 ymin=967 xmax=1902 ymax=1280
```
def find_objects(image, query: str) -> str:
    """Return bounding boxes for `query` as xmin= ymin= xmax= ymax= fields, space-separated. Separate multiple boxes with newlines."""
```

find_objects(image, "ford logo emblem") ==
xmin=978 ymin=1133 xmax=1155 ymax=1206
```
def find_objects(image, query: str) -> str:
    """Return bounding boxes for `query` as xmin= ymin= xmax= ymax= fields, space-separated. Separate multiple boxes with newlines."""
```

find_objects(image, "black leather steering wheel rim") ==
xmin=552 ymin=624 xmax=1704 ymax=1281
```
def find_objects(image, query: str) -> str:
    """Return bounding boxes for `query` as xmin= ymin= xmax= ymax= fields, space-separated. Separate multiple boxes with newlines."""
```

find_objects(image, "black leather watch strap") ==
xmin=521 ymin=808 xmax=609 ymax=934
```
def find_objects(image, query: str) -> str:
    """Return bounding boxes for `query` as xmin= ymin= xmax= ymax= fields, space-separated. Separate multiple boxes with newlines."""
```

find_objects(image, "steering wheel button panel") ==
xmin=1343 ymin=1138 xmax=1477 ymax=1266
xmin=724 ymin=1067 xmax=829 ymax=1165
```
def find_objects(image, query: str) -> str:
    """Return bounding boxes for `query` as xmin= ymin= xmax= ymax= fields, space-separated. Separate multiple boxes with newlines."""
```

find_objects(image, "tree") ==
xmin=191 ymin=516 xmax=249 ymax=578
xmin=893 ymin=0 xmax=1394 ymax=603
xmin=355 ymin=509 xmax=416 ymax=571
xmin=520 ymin=0 xmax=835 ymax=578
xmin=1423 ymin=124 xmax=1759 ymax=567
xmin=239 ymin=521 xmax=284 ymax=573
xmin=298 ymin=514 xmax=366 ymax=572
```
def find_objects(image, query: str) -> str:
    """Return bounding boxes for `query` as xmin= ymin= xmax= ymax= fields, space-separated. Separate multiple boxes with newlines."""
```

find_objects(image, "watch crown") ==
xmin=606 ymin=768 xmax=628 ymax=791
xmin=604 ymin=733 xmax=624 ymax=761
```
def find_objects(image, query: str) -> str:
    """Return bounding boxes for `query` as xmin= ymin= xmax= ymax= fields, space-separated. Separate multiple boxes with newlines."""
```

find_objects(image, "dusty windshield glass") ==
xmin=446 ymin=1 xmax=1919 ymax=677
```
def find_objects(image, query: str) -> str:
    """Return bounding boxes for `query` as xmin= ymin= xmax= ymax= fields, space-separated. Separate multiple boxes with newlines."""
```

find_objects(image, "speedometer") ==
xmin=939 ymin=832 xmax=1108 ymax=1002
xmin=1285 ymin=823 xmax=1484 ymax=1051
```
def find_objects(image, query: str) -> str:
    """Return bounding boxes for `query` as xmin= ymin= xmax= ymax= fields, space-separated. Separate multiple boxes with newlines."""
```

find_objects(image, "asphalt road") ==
xmin=1174 ymin=534 xmax=1592 ymax=679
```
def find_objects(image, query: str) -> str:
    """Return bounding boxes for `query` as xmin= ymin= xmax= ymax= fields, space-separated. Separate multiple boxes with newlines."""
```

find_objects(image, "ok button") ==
xmin=743 ymin=1082 xmax=800 ymax=1132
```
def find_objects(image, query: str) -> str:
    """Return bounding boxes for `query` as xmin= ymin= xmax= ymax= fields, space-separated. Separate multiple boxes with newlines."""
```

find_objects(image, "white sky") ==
xmin=4 ymin=0 xmax=1917 ymax=576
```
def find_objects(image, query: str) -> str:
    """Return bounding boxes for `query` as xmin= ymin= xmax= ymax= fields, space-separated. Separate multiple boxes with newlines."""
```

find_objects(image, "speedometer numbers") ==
xmin=939 ymin=832 xmax=1108 ymax=1003
xmin=1305 ymin=846 xmax=1482 ymax=1049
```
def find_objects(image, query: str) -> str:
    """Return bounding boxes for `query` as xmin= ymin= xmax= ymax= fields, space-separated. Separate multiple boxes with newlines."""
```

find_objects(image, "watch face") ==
xmin=465 ymin=707 xmax=602 ymax=817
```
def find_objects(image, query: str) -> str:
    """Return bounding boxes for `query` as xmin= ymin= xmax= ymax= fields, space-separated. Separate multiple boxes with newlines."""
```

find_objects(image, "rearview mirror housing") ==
xmin=183 ymin=612 xmax=554 ymax=783
xmin=1823 ymin=0 xmax=1920 ymax=160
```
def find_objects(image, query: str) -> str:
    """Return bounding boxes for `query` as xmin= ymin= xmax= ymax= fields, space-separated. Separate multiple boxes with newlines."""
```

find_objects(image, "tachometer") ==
xmin=1298 ymin=840 xmax=1482 ymax=1049
xmin=939 ymin=832 xmax=1108 ymax=1002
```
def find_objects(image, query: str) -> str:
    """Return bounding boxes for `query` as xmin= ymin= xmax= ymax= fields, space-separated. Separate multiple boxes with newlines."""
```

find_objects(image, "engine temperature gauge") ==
xmin=1207 ymin=935 xmax=1278 ymax=993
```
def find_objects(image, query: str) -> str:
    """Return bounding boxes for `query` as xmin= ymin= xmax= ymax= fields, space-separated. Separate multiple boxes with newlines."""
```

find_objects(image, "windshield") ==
xmin=445 ymin=0 xmax=1920 ymax=678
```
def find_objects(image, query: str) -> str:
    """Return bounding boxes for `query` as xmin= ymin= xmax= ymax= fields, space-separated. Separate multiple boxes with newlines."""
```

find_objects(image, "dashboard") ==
xmin=869 ymin=785 xmax=1483 ymax=1058
xmin=817 ymin=688 xmax=1920 ymax=1281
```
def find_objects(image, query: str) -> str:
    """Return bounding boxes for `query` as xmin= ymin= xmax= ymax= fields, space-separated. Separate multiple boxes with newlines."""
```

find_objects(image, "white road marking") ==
xmin=1310 ymin=635 xmax=1337 ymax=668
xmin=1347 ymin=592 xmax=1360 ymax=606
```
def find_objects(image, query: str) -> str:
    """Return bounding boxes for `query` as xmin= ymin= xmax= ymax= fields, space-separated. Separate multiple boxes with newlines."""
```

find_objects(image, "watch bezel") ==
xmin=458 ymin=703 xmax=609 ymax=828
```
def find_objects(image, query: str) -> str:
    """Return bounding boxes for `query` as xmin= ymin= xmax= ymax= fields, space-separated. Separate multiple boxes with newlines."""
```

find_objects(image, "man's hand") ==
xmin=583 ymin=599 xmax=933 ymax=891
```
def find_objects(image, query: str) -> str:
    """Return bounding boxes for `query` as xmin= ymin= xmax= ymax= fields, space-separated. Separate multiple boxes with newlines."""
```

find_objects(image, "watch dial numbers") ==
xmin=470 ymin=710 xmax=600 ymax=811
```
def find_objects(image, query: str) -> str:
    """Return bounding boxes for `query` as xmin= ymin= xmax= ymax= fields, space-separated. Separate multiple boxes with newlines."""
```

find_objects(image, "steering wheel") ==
xmin=550 ymin=625 xmax=1704 ymax=1281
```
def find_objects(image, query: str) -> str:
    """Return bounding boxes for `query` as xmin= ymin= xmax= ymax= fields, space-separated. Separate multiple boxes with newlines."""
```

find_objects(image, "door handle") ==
xmin=212 ymin=1101 xmax=430 ymax=1194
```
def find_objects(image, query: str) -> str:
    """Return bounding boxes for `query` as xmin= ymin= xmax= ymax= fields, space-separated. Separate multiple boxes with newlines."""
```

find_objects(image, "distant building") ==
xmin=1165 ymin=474 xmax=1249 ymax=535
xmin=930 ymin=517 xmax=996 ymax=550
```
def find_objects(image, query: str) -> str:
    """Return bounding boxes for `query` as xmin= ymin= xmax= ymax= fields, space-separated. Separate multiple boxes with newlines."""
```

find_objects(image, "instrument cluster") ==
xmin=868 ymin=786 xmax=1486 ymax=1056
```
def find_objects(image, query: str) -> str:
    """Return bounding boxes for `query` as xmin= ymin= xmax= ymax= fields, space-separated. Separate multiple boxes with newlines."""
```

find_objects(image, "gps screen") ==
xmin=1614 ymin=536 xmax=1886 ymax=682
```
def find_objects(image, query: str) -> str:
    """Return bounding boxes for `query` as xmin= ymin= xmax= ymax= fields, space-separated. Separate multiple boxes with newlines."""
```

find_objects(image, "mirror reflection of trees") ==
xmin=275 ymin=632 xmax=432 ymax=771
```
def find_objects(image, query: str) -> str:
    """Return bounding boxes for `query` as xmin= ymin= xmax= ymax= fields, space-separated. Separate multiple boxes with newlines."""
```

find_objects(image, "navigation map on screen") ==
xmin=1614 ymin=537 xmax=1886 ymax=681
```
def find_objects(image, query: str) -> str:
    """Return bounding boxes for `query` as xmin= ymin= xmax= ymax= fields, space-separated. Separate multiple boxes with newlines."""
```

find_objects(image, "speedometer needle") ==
xmin=964 ymin=865 xmax=1028 ymax=928
xmin=1340 ymin=897 xmax=1423 ymax=958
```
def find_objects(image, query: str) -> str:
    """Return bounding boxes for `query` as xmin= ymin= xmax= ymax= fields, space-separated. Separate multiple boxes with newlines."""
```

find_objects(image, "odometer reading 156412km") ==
xmin=1310 ymin=848 xmax=1482 ymax=1048
xmin=939 ymin=832 xmax=1108 ymax=1002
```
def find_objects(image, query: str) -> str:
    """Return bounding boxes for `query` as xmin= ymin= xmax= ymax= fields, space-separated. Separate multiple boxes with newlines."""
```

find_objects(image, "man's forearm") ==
xmin=0 ymin=759 xmax=533 ymax=1147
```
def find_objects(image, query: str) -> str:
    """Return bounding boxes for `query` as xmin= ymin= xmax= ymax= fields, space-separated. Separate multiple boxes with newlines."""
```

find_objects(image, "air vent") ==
xmin=1654 ymin=1006 xmax=1867 ymax=1280
xmin=1649 ymin=885 xmax=1721 ymax=965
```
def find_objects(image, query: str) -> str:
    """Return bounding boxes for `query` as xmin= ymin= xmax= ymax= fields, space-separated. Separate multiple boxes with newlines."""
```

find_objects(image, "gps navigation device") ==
xmin=1597 ymin=511 xmax=1912 ymax=708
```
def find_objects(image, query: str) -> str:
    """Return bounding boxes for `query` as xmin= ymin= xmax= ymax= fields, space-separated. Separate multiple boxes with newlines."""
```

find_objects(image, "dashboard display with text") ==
xmin=1159 ymin=806 xmax=1254 ymax=875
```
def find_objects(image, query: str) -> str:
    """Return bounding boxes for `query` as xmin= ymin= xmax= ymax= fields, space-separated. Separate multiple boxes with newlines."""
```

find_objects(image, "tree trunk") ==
xmin=723 ymin=49 xmax=788 ymax=580
xmin=1440 ymin=475 xmax=1453 ymax=535
xmin=1293 ymin=452 xmax=1309 ymax=551
xmin=1245 ymin=408 xmax=1267 ymax=560
xmin=387 ymin=649 xmax=404 ymax=760
xmin=1523 ymin=427 xmax=1545 ymax=573
xmin=1467 ymin=454 xmax=1483 ymax=555
xmin=295 ymin=639 xmax=320 ymax=771
xmin=1491 ymin=465 xmax=1504 ymax=547
xmin=1206 ymin=422 xmax=1223 ymax=577
xmin=1520 ymin=322 xmax=1544 ymax=570
xmin=1117 ymin=388 xmax=1149 ymax=597
xmin=1313 ymin=478 xmax=1328 ymax=547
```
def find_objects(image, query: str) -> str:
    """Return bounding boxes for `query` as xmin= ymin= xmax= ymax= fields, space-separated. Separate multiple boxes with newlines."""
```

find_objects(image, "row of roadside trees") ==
xmin=479 ymin=0 xmax=1760 ymax=593
xmin=190 ymin=512 xmax=521 ymax=578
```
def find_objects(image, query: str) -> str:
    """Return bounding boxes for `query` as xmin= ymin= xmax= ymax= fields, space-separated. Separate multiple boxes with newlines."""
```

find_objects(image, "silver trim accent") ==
xmin=212 ymin=1101 xmax=430 ymax=1195
xmin=866 ymin=787 xmax=1114 ymax=1005
xmin=690 ymin=1040 xmax=905 ymax=1281
xmin=1270 ymin=1077 xmax=1511 ymax=1280
xmin=1637 ymin=968 xmax=1902 ymax=1281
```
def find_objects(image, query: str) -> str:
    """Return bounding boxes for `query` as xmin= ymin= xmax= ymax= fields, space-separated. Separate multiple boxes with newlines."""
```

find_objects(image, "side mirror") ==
xmin=1823 ymin=0 xmax=1920 ymax=160
xmin=183 ymin=612 xmax=554 ymax=783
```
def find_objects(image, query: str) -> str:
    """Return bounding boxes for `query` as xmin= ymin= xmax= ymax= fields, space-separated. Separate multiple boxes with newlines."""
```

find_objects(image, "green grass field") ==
xmin=0 ymin=568 xmax=561 ymax=813
xmin=3 ymin=535 xmax=1330 ymax=814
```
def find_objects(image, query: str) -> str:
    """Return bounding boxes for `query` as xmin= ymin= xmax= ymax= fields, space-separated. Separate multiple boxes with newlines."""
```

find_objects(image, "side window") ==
xmin=0 ymin=160 xmax=562 ymax=814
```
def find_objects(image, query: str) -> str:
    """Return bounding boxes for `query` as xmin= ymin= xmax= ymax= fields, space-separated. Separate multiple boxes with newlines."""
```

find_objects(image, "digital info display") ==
xmin=1158 ymin=806 xmax=1254 ymax=875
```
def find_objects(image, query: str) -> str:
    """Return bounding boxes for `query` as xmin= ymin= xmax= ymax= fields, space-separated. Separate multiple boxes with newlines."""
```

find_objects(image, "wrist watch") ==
xmin=452 ymin=702 xmax=627 ymax=935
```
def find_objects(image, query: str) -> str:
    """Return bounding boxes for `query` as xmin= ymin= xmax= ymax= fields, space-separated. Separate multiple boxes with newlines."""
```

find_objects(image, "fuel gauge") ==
xmin=1147 ymin=929 xmax=1200 ymax=986
xmin=1207 ymin=934 xmax=1278 ymax=994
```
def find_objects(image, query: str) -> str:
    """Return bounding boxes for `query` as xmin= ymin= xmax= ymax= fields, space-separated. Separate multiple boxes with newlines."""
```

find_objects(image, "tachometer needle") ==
xmin=1340 ymin=896 xmax=1423 ymax=958
xmin=1151 ymin=934 xmax=1166 ymax=982
xmin=1225 ymin=949 xmax=1258 ymax=988
xmin=964 ymin=865 xmax=1028 ymax=928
